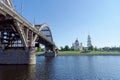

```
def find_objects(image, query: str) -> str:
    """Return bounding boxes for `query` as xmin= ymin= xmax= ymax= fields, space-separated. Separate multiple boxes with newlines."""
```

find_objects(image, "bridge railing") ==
xmin=0 ymin=0 xmax=34 ymax=28
xmin=0 ymin=0 xmax=55 ymax=46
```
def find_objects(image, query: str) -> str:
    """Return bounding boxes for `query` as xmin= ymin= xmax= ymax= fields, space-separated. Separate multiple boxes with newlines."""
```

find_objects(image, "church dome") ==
xmin=75 ymin=39 xmax=79 ymax=46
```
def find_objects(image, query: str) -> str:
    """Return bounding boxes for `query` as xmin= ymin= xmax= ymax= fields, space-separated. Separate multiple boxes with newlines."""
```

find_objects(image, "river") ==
xmin=0 ymin=55 xmax=120 ymax=80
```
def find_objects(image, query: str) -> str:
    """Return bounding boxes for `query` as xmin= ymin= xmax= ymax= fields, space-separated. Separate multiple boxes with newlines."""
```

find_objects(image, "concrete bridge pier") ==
xmin=0 ymin=48 xmax=36 ymax=64
xmin=44 ymin=45 xmax=58 ymax=57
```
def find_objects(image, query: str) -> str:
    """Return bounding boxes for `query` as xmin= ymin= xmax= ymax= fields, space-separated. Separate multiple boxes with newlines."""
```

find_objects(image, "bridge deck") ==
xmin=0 ymin=1 xmax=55 ymax=46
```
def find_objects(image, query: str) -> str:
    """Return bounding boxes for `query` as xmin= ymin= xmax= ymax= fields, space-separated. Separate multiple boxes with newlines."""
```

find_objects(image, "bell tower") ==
xmin=87 ymin=35 xmax=92 ymax=47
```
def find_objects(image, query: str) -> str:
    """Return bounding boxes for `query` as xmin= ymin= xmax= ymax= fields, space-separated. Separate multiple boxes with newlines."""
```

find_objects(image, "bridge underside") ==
xmin=0 ymin=15 xmax=36 ymax=64
xmin=0 ymin=11 xmax=57 ymax=64
xmin=0 ymin=19 xmax=22 ymax=49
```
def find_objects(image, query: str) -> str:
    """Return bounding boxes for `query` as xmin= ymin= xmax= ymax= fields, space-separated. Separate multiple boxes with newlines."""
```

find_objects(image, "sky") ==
xmin=12 ymin=0 xmax=120 ymax=48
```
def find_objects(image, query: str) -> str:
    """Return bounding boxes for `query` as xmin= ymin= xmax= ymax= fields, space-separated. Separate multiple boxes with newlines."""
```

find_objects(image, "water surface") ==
xmin=0 ymin=55 xmax=120 ymax=80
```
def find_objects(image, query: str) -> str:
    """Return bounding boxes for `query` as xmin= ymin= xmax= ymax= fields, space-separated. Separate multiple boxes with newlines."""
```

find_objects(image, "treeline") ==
xmin=99 ymin=46 xmax=120 ymax=52
xmin=60 ymin=45 xmax=73 ymax=51
xmin=60 ymin=45 xmax=120 ymax=52
xmin=60 ymin=45 xmax=94 ymax=51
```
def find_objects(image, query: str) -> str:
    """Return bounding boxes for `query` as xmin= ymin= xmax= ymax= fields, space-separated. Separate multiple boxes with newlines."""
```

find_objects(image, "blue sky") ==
xmin=12 ymin=0 xmax=120 ymax=48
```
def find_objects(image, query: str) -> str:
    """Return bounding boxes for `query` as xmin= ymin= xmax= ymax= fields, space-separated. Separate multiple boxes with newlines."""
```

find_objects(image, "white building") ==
xmin=87 ymin=35 xmax=93 ymax=51
xmin=72 ymin=39 xmax=83 ymax=51
xmin=87 ymin=35 xmax=92 ymax=47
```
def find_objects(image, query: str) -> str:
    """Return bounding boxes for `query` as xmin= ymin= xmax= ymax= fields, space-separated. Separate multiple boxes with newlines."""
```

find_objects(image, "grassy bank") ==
xmin=58 ymin=51 xmax=82 ymax=56
xmin=35 ymin=51 xmax=44 ymax=55
xmin=88 ymin=51 xmax=120 ymax=54
xmin=35 ymin=51 xmax=82 ymax=55
xmin=58 ymin=51 xmax=120 ymax=56
xmin=35 ymin=51 xmax=120 ymax=56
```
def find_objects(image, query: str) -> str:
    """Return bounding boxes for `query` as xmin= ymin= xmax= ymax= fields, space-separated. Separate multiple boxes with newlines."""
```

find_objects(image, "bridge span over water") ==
xmin=0 ymin=0 xmax=57 ymax=64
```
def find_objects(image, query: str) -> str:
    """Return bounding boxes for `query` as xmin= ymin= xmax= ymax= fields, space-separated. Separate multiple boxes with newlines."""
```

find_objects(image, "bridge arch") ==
xmin=35 ymin=24 xmax=53 ymax=42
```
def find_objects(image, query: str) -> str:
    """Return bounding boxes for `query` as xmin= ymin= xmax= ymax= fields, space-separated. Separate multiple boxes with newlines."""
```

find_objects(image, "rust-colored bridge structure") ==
xmin=0 ymin=0 xmax=57 ymax=64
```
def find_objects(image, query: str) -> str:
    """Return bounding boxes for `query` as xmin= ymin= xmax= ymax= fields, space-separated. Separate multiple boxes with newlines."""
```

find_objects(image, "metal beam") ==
xmin=0 ymin=1 xmax=56 ymax=47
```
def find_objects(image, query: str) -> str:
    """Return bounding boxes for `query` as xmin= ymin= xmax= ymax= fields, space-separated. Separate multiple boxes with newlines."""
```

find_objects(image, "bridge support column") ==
xmin=0 ymin=48 xmax=36 ymax=64
xmin=44 ymin=45 xmax=57 ymax=57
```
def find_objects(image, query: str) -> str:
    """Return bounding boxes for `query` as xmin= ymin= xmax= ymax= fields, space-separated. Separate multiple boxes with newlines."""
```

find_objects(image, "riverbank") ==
xmin=36 ymin=52 xmax=44 ymax=55
xmin=35 ymin=51 xmax=120 ymax=56
xmin=58 ymin=51 xmax=120 ymax=56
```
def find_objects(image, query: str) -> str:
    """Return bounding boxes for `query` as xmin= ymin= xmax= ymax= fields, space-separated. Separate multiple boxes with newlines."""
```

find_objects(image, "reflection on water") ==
xmin=0 ymin=65 xmax=35 ymax=80
xmin=36 ymin=56 xmax=120 ymax=80
xmin=36 ymin=57 xmax=55 ymax=80
xmin=1 ymin=56 xmax=120 ymax=80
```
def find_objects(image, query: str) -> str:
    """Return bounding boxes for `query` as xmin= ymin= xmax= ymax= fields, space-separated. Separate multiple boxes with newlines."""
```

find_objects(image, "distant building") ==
xmin=87 ymin=35 xmax=92 ymax=47
xmin=87 ymin=35 xmax=93 ymax=51
xmin=72 ymin=39 xmax=83 ymax=51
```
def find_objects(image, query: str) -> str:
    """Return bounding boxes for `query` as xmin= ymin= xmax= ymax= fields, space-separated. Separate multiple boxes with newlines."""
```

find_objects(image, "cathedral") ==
xmin=71 ymin=35 xmax=92 ymax=51
xmin=71 ymin=39 xmax=83 ymax=51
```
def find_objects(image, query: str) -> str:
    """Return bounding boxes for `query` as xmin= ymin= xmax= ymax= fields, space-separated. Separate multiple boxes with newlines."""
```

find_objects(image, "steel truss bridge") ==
xmin=0 ymin=0 xmax=57 ymax=64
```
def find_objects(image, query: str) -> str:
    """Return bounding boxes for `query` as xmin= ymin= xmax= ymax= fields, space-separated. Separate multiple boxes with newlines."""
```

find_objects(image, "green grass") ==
xmin=35 ymin=51 xmax=120 ymax=56
xmin=58 ymin=51 xmax=120 ymax=56
xmin=58 ymin=51 xmax=83 ymax=56
xmin=88 ymin=51 xmax=120 ymax=54
xmin=35 ymin=51 xmax=44 ymax=55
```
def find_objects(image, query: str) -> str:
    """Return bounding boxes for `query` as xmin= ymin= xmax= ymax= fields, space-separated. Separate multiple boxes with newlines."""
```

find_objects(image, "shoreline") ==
xmin=36 ymin=53 xmax=120 ymax=56
xmin=36 ymin=51 xmax=120 ymax=56
xmin=58 ymin=53 xmax=120 ymax=56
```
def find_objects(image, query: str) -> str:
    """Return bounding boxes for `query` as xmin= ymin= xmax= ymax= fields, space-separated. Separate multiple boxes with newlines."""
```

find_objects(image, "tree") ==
xmin=41 ymin=48 xmax=44 ymax=51
xmin=70 ymin=47 xmax=74 ymax=51
xmin=88 ymin=45 xmax=94 ymax=51
xmin=94 ymin=46 xmax=98 ymax=51
xmin=60 ymin=46 xmax=64 ymax=51
xmin=64 ymin=45 xmax=70 ymax=51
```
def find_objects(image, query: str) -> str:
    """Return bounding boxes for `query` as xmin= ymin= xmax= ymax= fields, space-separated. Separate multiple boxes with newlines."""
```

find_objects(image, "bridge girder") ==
xmin=0 ymin=0 xmax=14 ymax=8
xmin=33 ymin=24 xmax=53 ymax=44
xmin=0 ymin=0 xmax=56 ymax=52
